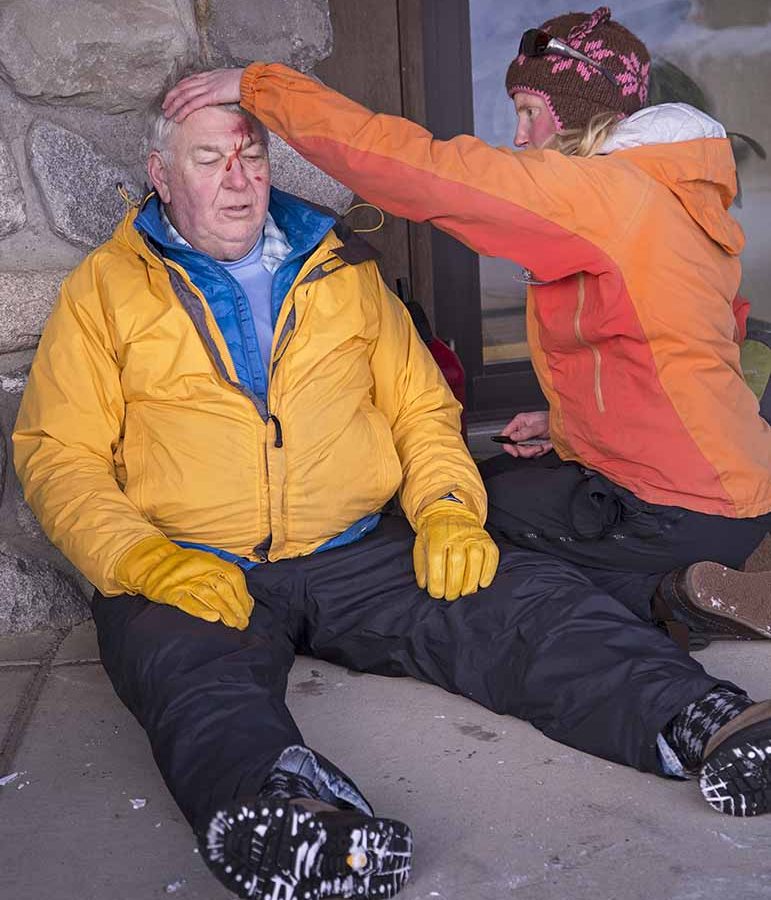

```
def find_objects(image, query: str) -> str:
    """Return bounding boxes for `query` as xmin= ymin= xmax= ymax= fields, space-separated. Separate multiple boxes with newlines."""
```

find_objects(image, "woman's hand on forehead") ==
xmin=163 ymin=69 xmax=245 ymax=123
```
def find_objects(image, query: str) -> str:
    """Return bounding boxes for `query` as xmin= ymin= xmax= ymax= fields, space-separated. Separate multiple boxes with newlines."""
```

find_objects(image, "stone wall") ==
xmin=0 ymin=0 xmax=350 ymax=633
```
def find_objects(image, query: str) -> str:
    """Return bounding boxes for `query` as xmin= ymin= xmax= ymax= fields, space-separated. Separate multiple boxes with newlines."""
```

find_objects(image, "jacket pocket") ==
xmin=364 ymin=406 xmax=402 ymax=500
xmin=120 ymin=403 xmax=146 ymax=511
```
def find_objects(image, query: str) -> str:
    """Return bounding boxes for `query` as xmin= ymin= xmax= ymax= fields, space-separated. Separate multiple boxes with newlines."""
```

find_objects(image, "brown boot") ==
xmin=656 ymin=562 xmax=771 ymax=641
xmin=699 ymin=700 xmax=771 ymax=816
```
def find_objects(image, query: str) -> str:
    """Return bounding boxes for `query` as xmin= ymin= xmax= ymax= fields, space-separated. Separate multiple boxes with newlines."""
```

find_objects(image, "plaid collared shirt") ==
xmin=160 ymin=206 xmax=292 ymax=274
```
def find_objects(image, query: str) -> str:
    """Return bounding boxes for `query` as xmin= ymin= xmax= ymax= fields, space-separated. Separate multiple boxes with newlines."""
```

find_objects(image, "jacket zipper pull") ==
xmin=268 ymin=414 xmax=283 ymax=448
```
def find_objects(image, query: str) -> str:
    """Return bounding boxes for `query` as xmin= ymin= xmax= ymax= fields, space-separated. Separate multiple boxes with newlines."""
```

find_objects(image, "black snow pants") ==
xmin=479 ymin=452 xmax=771 ymax=621
xmin=92 ymin=515 xmax=729 ymax=834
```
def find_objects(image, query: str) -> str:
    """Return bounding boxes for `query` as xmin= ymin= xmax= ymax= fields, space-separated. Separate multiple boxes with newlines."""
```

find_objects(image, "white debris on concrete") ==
xmin=129 ymin=797 xmax=147 ymax=810
xmin=716 ymin=831 xmax=751 ymax=850
xmin=0 ymin=772 xmax=19 ymax=787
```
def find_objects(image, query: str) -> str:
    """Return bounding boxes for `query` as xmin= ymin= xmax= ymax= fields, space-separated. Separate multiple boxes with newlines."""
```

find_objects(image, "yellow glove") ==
xmin=115 ymin=537 xmax=253 ymax=630
xmin=413 ymin=501 xmax=500 ymax=601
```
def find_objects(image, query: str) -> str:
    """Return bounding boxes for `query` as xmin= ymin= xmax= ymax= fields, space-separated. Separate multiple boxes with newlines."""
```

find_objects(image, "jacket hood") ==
xmin=600 ymin=103 xmax=744 ymax=255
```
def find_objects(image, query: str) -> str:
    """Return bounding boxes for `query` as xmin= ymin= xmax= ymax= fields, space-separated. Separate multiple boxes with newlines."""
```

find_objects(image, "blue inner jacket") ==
xmin=136 ymin=188 xmax=333 ymax=400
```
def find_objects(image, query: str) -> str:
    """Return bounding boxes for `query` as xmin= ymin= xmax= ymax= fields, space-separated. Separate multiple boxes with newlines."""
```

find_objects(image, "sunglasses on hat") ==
xmin=518 ymin=29 xmax=617 ymax=87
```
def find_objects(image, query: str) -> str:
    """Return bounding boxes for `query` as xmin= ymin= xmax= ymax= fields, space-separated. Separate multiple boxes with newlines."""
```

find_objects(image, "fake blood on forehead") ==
xmin=224 ymin=119 xmax=253 ymax=171
xmin=225 ymin=137 xmax=245 ymax=172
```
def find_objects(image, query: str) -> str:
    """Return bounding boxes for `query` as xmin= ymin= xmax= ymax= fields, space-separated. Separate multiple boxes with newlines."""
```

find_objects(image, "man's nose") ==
xmin=223 ymin=156 xmax=249 ymax=188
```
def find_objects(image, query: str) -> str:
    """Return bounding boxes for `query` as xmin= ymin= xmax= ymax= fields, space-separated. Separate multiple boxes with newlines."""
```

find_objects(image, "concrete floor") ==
xmin=0 ymin=621 xmax=770 ymax=900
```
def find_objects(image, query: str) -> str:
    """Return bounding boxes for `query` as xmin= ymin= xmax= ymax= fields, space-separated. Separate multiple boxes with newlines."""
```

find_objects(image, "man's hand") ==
xmin=500 ymin=409 xmax=552 ymax=458
xmin=115 ymin=537 xmax=253 ymax=629
xmin=413 ymin=502 xmax=499 ymax=601
xmin=162 ymin=68 xmax=245 ymax=122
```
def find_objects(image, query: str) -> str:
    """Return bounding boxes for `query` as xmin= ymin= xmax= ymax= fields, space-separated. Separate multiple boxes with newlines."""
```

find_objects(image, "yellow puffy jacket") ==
xmin=13 ymin=205 xmax=486 ymax=595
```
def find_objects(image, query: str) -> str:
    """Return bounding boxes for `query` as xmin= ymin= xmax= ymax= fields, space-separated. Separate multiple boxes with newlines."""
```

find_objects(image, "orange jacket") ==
xmin=240 ymin=63 xmax=771 ymax=518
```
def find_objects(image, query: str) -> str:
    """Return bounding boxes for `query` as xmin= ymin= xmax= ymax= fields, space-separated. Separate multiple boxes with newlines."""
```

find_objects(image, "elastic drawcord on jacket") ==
xmin=269 ymin=414 xmax=283 ymax=448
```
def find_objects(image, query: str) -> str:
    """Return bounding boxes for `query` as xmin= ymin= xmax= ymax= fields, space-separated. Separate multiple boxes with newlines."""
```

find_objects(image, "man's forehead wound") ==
xmin=231 ymin=118 xmax=252 ymax=138
xmin=224 ymin=132 xmax=264 ymax=174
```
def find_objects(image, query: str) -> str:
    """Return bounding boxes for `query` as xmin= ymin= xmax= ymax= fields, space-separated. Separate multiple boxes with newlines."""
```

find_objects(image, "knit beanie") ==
xmin=506 ymin=6 xmax=651 ymax=131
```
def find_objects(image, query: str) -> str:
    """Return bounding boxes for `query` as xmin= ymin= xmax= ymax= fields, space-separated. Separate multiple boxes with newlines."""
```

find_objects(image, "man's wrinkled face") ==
xmin=148 ymin=106 xmax=270 ymax=261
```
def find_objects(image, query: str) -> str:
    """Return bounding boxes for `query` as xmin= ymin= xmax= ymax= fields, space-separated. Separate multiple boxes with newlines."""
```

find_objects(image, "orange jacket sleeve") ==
xmin=240 ymin=63 xmax=642 ymax=281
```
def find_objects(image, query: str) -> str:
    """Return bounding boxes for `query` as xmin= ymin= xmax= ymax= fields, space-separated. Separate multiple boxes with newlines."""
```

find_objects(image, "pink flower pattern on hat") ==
xmin=618 ymin=52 xmax=650 ymax=102
xmin=542 ymin=36 xmax=616 ymax=84
xmin=574 ymin=38 xmax=616 ymax=82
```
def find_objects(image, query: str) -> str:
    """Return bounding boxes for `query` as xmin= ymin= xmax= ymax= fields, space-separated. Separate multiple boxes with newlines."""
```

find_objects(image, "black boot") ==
xmin=202 ymin=799 xmax=413 ymax=899
xmin=699 ymin=700 xmax=771 ymax=817
xmin=199 ymin=747 xmax=413 ymax=899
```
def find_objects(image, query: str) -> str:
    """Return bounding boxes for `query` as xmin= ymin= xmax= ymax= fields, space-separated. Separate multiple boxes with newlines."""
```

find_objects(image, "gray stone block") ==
xmin=0 ymin=363 xmax=92 ymax=636
xmin=0 ymin=0 xmax=199 ymax=113
xmin=206 ymin=0 xmax=332 ymax=70
xmin=0 ymin=365 xmax=26 ymax=435
xmin=0 ymin=366 xmax=28 ymax=524
xmin=0 ymin=369 xmax=27 ymax=397
xmin=14 ymin=486 xmax=45 ymax=544
xmin=28 ymin=122 xmax=140 ymax=250
xmin=6 ymin=476 xmax=95 ymax=615
xmin=270 ymin=134 xmax=353 ymax=214
xmin=0 ymin=538 xmax=90 ymax=634
xmin=0 ymin=420 xmax=5 ymax=508
xmin=0 ymin=368 xmax=95 ymax=626
xmin=0 ymin=137 xmax=25 ymax=237
xmin=0 ymin=270 xmax=67 ymax=353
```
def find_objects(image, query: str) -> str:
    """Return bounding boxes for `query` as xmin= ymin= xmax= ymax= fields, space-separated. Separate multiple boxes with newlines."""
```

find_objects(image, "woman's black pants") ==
xmin=479 ymin=452 xmax=771 ymax=621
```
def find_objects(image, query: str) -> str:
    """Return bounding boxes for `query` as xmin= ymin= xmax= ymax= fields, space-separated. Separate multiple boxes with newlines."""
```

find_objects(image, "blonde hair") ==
xmin=544 ymin=111 xmax=620 ymax=158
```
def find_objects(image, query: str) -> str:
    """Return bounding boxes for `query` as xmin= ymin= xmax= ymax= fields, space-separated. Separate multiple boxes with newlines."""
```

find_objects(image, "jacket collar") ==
xmin=133 ymin=187 xmax=335 ymax=261
xmin=123 ymin=187 xmax=380 ymax=268
xmin=599 ymin=103 xmax=726 ymax=154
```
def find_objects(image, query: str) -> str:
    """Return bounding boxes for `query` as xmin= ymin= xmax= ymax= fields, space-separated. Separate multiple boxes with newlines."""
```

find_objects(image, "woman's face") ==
xmin=513 ymin=92 xmax=558 ymax=149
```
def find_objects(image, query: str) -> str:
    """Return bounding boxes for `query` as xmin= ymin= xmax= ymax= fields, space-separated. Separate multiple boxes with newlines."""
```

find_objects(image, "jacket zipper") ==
xmin=264 ymin=254 xmax=344 ymax=446
xmin=158 ymin=239 xmax=356 ymax=554
xmin=573 ymin=273 xmax=605 ymax=413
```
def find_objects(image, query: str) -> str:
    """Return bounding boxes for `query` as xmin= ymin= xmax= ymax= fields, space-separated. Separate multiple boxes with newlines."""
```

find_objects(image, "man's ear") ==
xmin=147 ymin=151 xmax=172 ymax=204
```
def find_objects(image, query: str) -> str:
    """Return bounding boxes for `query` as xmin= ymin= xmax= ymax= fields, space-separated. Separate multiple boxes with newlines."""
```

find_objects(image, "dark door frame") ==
xmin=418 ymin=0 xmax=545 ymax=420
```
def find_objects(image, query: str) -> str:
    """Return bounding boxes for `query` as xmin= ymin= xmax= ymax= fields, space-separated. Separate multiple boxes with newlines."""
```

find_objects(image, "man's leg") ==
xmin=296 ymin=516 xmax=722 ymax=771
xmin=92 ymin=588 xmax=301 ymax=832
xmin=93 ymin=584 xmax=412 ymax=900
xmin=292 ymin=516 xmax=770 ymax=815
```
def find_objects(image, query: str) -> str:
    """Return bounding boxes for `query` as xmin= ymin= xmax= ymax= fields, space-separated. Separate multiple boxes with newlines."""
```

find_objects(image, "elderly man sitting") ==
xmin=13 ymin=72 xmax=771 ymax=900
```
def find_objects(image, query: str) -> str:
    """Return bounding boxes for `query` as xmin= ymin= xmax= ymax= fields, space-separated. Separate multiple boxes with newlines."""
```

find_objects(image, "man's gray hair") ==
xmin=147 ymin=65 xmax=269 ymax=160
